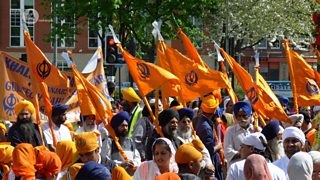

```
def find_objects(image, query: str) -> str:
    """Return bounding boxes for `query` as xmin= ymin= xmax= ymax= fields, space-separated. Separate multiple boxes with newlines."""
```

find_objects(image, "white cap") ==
xmin=242 ymin=132 xmax=267 ymax=151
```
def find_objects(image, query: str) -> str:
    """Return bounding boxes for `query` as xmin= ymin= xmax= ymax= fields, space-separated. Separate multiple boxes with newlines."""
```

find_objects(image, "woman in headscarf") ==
xmin=0 ymin=143 xmax=14 ymax=180
xmin=11 ymin=143 xmax=37 ymax=180
xmin=133 ymin=137 xmax=178 ymax=180
xmin=288 ymin=152 xmax=313 ymax=180
xmin=244 ymin=154 xmax=272 ymax=180
xmin=56 ymin=141 xmax=79 ymax=179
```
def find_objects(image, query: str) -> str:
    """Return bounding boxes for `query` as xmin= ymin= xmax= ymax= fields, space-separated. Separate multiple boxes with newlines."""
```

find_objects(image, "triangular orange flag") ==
xmin=118 ymin=44 xmax=181 ymax=98
xmin=220 ymin=48 xmax=291 ymax=124
xmin=158 ymin=41 xmax=231 ymax=102
xmin=284 ymin=40 xmax=320 ymax=108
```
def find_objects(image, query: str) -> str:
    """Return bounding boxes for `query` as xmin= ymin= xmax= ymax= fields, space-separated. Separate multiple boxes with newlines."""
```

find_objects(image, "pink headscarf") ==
xmin=244 ymin=154 xmax=272 ymax=180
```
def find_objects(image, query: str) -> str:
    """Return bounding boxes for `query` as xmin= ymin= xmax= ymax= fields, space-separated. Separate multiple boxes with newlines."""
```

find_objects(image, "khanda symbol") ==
xmin=185 ymin=70 xmax=198 ymax=86
xmin=3 ymin=93 xmax=17 ymax=117
xmin=306 ymin=79 xmax=320 ymax=95
xmin=36 ymin=60 xmax=51 ymax=79
xmin=246 ymin=86 xmax=258 ymax=105
xmin=137 ymin=62 xmax=150 ymax=79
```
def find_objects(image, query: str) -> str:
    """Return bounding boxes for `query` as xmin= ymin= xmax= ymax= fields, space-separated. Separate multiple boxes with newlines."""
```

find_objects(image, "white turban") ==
xmin=242 ymin=132 xmax=267 ymax=151
xmin=223 ymin=97 xmax=231 ymax=113
xmin=282 ymin=127 xmax=305 ymax=145
xmin=308 ymin=151 xmax=320 ymax=163
xmin=289 ymin=114 xmax=304 ymax=125
xmin=288 ymin=152 xmax=313 ymax=180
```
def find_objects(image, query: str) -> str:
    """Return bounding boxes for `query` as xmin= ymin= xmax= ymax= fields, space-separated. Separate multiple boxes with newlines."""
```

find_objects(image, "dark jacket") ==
xmin=196 ymin=115 xmax=223 ymax=180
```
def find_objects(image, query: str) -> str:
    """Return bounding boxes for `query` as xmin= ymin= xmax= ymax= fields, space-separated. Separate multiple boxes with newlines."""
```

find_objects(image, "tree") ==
xmin=203 ymin=0 xmax=317 ymax=55
xmin=42 ymin=0 xmax=221 ymax=61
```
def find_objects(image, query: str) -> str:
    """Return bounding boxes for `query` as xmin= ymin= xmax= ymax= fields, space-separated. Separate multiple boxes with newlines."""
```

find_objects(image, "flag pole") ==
xmin=284 ymin=40 xmax=299 ymax=113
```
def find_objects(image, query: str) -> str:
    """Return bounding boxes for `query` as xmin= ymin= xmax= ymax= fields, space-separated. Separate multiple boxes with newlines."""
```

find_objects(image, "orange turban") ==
xmin=68 ymin=163 xmax=84 ymax=180
xmin=0 ymin=123 xmax=6 ymax=135
xmin=56 ymin=141 xmax=79 ymax=170
xmin=14 ymin=100 xmax=35 ymax=115
xmin=191 ymin=139 xmax=205 ymax=152
xmin=112 ymin=166 xmax=132 ymax=180
xmin=0 ymin=144 xmax=14 ymax=180
xmin=175 ymin=142 xmax=203 ymax=164
xmin=121 ymin=87 xmax=141 ymax=103
xmin=201 ymin=94 xmax=219 ymax=113
xmin=155 ymin=172 xmax=181 ymax=180
xmin=12 ymin=143 xmax=37 ymax=180
xmin=74 ymin=132 xmax=100 ymax=154
xmin=35 ymin=149 xmax=62 ymax=179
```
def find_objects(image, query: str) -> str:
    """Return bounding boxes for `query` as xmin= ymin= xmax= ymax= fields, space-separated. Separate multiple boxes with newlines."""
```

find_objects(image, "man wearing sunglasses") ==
xmin=224 ymin=101 xmax=257 ymax=167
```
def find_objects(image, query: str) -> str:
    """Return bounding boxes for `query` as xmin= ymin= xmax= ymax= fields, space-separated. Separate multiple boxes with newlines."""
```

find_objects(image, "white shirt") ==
xmin=223 ymin=123 xmax=257 ymax=165
xmin=42 ymin=122 xmax=72 ymax=145
xmin=273 ymin=156 xmax=290 ymax=180
xmin=226 ymin=159 xmax=286 ymax=180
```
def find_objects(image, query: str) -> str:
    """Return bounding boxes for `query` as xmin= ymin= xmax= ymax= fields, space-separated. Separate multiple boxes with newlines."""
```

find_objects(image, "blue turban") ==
xmin=110 ymin=111 xmax=130 ymax=130
xmin=52 ymin=104 xmax=69 ymax=116
xmin=178 ymin=108 xmax=194 ymax=121
xmin=75 ymin=161 xmax=111 ymax=180
xmin=233 ymin=101 xmax=252 ymax=117
xmin=261 ymin=120 xmax=280 ymax=141
xmin=158 ymin=108 xmax=179 ymax=127
xmin=278 ymin=96 xmax=289 ymax=105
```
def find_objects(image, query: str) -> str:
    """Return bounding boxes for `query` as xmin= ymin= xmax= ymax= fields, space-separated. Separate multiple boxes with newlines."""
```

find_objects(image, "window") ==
xmin=88 ymin=19 xmax=99 ymax=48
xmin=51 ymin=17 xmax=75 ymax=48
xmin=258 ymin=39 xmax=267 ymax=49
xmin=10 ymin=0 xmax=35 ymax=47
xmin=270 ymin=39 xmax=280 ymax=49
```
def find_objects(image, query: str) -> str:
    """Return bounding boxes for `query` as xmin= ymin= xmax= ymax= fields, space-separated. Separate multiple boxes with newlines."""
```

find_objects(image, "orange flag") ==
xmin=220 ymin=48 xmax=291 ymax=123
xmin=156 ymin=43 xmax=181 ymax=99
xmin=117 ymin=44 xmax=181 ymax=98
xmin=177 ymin=28 xmax=208 ymax=68
xmin=24 ymin=31 xmax=61 ymax=145
xmin=70 ymin=64 xmax=129 ymax=159
xmin=284 ymin=40 xmax=320 ymax=108
xmin=157 ymin=41 xmax=231 ymax=102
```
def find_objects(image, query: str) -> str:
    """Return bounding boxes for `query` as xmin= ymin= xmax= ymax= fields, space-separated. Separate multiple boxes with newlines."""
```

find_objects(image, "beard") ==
xmin=17 ymin=117 xmax=35 ymax=145
xmin=115 ymin=129 xmax=128 ymax=138
xmin=163 ymin=125 xmax=178 ymax=139
xmin=269 ymin=138 xmax=285 ymax=159
xmin=83 ymin=123 xmax=97 ymax=132
xmin=178 ymin=128 xmax=192 ymax=139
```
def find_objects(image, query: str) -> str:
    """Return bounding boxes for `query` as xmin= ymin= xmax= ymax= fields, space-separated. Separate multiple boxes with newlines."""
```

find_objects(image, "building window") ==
xmin=258 ymin=39 xmax=267 ymax=49
xmin=10 ymin=0 xmax=34 ymax=47
xmin=51 ymin=17 xmax=75 ymax=48
xmin=88 ymin=19 xmax=99 ymax=48
xmin=270 ymin=39 xmax=280 ymax=49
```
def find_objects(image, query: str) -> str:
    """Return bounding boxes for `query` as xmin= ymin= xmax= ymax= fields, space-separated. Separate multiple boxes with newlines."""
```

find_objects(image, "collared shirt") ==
xmin=223 ymin=123 xmax=257 ymax=165
xmin=273 ymin=156 xmax=290 ymax=179
xmin=42 ymin=122 xmax=72 ymax=145
xmin=227 ymin=159 xmax=286 ymax=180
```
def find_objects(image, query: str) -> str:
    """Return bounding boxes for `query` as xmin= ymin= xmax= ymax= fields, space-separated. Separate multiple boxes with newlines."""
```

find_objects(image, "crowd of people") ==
xmin=0 ymin=84 xmax=320 ymax=180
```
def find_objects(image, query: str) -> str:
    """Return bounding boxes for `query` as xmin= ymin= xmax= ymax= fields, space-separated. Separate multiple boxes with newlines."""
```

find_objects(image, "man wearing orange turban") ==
xmin=35 ymin=148 xmax=62 ymax=179
xmin=0 ymin=143 xmax=14 ymax=180
xmin=8 ymin=100 xmax=44 ymax=147
xmin=12 ymin=143 xmax=37 ymax=180
xmin=196 ymin=94 xmax=223 ymax=180
xmin=121 ymin=87 xmax=142 ymax=137
xmin=74 ymin=132 xmax=100 ymax=163
xmin=56 ymin=141 xmax=79 ymax=179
